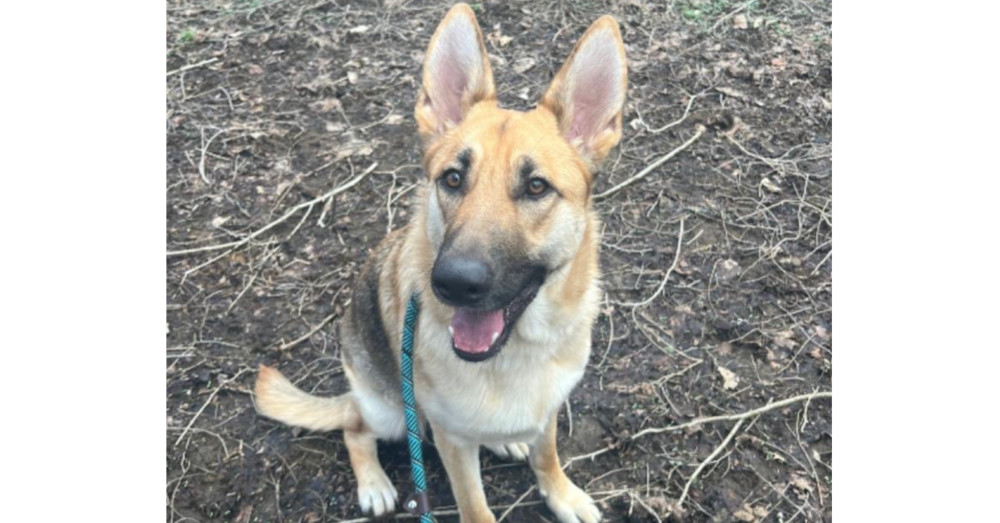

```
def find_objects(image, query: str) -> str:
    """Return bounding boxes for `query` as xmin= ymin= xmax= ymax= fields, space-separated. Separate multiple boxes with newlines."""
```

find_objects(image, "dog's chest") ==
xmin=419 ymin=352 xmax=585 ymax=444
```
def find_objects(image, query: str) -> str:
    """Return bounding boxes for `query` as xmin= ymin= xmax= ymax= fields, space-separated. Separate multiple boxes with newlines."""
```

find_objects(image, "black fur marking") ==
xmin=343 ymin=232 xmax=405 ymax=392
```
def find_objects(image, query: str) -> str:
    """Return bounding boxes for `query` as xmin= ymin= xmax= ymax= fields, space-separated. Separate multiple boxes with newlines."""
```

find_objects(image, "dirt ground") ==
xmin=167 ymin=1 xmax=832 ymax=521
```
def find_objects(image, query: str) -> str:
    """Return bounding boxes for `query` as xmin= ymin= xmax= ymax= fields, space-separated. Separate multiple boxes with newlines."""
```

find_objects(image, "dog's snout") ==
xmin=431 ymin=255 xmax=493 ymax=306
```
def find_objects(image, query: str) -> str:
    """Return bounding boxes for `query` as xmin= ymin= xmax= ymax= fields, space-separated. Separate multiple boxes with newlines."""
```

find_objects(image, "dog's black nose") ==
xmin=431 ymin=255 xmax=493 ymax=306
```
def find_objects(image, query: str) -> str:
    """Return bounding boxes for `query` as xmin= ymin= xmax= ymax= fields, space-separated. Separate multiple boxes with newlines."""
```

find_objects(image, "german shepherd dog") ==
xmin=255 ymin=4 xmax=626 ymax=522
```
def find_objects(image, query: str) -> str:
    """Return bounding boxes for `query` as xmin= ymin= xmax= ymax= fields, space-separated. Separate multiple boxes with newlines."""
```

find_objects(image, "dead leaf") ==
xmin=324 ymin=121 xmax=346 ymax=133
xmin=773 ymin=330 xmax=797 ymax=350
xmin=790 ymin=475 xmax=814 ymax=500
xmin=717 ymin=365 xmax=739 ymax=390
xmin=311 ymin=98 xmax=342 ymax=113
xmin=716 ymin=86 xmax=748 ymax=100
xmin=302 ymin=76 xmax=340 ymax=93
xmin=717 ymin=258 xmax=741 ymax=281
xmin=331 ymin=136 xmax=374 ymax=161
xmin=733 ymin=507 xmax=755 ymax=522
xmin=234 ymin=505 xmax=254 ymax=523
xmin=644 ymin=496 xmax=670 ymax=513
xmin=733 ymin=14 xmax=749 ymax=30
xmin=487 ymin=28 xmax=513 ymax=48
xmin=760 ymin=177 xmax=782 ymax=193
xmin=512 ymin=57 xmax=536 ymax=74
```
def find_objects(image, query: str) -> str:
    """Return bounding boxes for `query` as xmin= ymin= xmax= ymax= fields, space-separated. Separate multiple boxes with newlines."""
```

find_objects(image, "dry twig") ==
xmin=632 ymin=391 xmax=832 ymax=440
xmin=173 ymin=368 xmax=248 ymax=447
xmin=565 ymin=391 xmax=832 ymax=466
xmin=166 ymin=57 xmax=219 ymax=77
xmin=617 ymin=218 xmax=685 ymax=308
xmin=677 ymin=418 xmax=746 ymax=510
xmin=167 ymin=161 xmax=377 ymax=257
xmin=278 ymin=312 xmax=337 ymax=351
xmin=594 ymin=125 xmax=706 ymax=201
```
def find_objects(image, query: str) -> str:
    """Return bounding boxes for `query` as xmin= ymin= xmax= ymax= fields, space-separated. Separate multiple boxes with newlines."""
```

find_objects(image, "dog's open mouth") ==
xmin=448 ymin=276 xmax=543 ymax=362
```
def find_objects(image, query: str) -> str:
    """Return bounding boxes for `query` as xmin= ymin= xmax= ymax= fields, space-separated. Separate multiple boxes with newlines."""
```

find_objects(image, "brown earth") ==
xmin=167 ymin=1 xmax=832 ymax=522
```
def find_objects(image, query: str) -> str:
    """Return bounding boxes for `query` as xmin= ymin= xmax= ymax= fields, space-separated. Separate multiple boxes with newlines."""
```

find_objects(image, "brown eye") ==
xmin=443 ymin=169 xmax=463 ymax=190
xmin=526 ymin=177 xmax=549 ymax=197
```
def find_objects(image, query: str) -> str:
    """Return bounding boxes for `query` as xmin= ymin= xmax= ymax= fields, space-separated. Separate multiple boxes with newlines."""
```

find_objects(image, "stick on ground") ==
xmin=594 ymin=125 xmax=706 ymax=201
xmin=677 ymin=417 xmax=746 ymax=511
xmin=167 ymin=161 xmax=377 ymax=257
xmin=619 ymin=217 xmax=685 ymax=308
xmin=166 ymin=57 xmax=219 ymax=77
xmin=565 ymin=391 xmax=832 ymax=467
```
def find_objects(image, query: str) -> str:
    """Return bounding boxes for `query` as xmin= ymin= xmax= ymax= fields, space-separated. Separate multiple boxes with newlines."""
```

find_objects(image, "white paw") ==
xmin=542 ymin=482 xmax=601 ymax=523
xmin=357 ymin=467 xmax=398 ymax=517
xmin=485 ymin=442 xmax=530 ymax=461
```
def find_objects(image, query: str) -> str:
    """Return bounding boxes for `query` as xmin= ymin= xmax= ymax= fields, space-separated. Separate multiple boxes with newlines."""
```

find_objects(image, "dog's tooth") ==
xmin=448 ymin=326 xmax=454 ymax=337
xmin=491 ymin=332 xmax=500 ymax=344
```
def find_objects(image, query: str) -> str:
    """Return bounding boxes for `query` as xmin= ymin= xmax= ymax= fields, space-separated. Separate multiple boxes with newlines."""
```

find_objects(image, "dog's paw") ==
xmin=357 ymin=467 xmax=398 ymax=517
xmin=541 ymin=482 xmax=601 ymax=523
xmin=485 ymin=442 xmax=530 ymax=461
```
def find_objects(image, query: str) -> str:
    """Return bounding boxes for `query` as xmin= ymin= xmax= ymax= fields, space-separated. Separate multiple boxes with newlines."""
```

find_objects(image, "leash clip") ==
xmin=403 ymin=491 xmax=431 ymax=516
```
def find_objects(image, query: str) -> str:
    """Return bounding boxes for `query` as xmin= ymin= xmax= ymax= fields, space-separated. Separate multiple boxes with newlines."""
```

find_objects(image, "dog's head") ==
xmin=415 ymin=4 xmax=627 ymax=362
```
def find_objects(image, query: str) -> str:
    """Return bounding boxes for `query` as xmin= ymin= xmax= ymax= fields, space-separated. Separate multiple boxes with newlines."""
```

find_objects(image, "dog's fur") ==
xmin=255 ymin=5 xmax=627 ymax=522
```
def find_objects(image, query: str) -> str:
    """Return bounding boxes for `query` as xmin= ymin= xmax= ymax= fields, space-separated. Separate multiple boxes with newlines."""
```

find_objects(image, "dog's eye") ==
xmin=442 ymin=169 xmax=463 ymax=190
xmin=526 ymin=177 xmax=549 ymax=197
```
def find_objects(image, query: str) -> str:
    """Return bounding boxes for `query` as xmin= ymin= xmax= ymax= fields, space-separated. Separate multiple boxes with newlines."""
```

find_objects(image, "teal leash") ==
xmin=400 ymin=292 xmax=435 ymax=522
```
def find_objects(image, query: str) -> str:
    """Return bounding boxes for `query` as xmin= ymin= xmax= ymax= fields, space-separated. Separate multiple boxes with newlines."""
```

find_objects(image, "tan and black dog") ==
xmin=255 ymin=4 xmax=626 ymax=522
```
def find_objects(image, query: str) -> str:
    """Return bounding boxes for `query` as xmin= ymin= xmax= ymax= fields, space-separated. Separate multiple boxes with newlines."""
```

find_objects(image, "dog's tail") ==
xmin=254 ymin=365 xmax=360 ymax=432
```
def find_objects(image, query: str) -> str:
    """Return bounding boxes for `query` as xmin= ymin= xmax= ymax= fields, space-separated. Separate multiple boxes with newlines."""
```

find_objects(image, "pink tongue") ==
xmin=450 ymin=308 xmax=504 ymax=354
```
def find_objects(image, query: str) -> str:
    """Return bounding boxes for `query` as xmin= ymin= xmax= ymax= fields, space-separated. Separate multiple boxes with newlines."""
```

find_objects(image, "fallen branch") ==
xmin=278 ymin=312 xmax=337 ymax=351
xmin=167 ymin=161 xmax=377 ymax=257
xmin=676 ymin=417 xmax=745 ymax=511
xmin=173 ymin=368 xmax=248 ymax=447
xmin=198 ymin=128 xmax=225 ymax=184
xmin=594 ymin=125 xmax=706 ymax=201
xmin=166 ymin=57 xmax=219 ymax=77
xmin=565 ymin=391 xmax=832 ymax=466
xmin=618 ymin=218 xmax=685 ymax=308
xmin=496 ymin=485 xmax=537 ymax=522
xmin=710 ymin=0 xmax=758 ymax=32
xmin=631 ymin=391 xmax=832 ymax=440
xmin=640 ymin=89 xmax=708 ymax=134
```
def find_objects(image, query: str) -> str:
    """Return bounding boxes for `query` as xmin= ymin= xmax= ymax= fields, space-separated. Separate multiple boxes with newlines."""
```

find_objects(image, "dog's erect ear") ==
xmin=540 ymin=16 xmax=627 ymax=168
xmin=415 ymin=3 xmax=496 ymax=145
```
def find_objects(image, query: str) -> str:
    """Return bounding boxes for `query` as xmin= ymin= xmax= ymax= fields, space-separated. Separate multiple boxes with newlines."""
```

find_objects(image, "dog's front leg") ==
xmin=529 ymin=413 xmax=602 ymax=523
xmin=431 ymin=423 xmax=495 ymax=523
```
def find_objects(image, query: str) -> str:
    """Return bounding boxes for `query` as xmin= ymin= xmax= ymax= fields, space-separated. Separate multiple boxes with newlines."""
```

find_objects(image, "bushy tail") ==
xmin=254 ymin=365 xmax=360 ymax=432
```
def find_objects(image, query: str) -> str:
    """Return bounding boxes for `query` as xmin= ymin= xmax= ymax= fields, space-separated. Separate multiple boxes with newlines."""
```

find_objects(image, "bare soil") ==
xmin=167 ymin=1 xmax=832 ymax=522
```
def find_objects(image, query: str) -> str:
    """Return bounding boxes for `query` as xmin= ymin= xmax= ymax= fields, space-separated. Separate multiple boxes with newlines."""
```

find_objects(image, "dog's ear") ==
xmin=415 ymin=3 xmax=496 ymax=146
xmin=540 ymin=16 xmax=627 ymax=168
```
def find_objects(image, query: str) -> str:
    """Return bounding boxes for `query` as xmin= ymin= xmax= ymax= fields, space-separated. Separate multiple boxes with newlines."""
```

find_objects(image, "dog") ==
xmin=254 ymin=4 xmax=626 ymax=522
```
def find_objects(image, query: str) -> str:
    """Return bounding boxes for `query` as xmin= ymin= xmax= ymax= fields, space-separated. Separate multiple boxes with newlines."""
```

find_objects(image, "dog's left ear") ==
xmin=541 ymin=16 xmax=627 ymax=168
xmin=415 ymin=3 xmax=496 ymax=147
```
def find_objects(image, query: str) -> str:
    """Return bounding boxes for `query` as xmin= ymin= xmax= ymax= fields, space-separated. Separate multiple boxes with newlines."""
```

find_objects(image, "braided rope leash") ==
xmin=400 ymin=292 xmax=435 ymax=522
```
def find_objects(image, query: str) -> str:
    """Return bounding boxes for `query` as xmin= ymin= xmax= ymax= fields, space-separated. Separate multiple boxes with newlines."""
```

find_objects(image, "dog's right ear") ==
xmin=415 ymin=3 xmax=496 ymax=147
